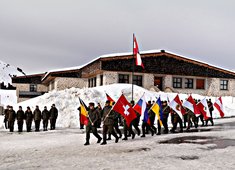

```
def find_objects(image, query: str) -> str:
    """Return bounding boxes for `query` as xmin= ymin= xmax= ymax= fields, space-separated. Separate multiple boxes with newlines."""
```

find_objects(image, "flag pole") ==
xmin=132 ymin=33 xmax=135 ymax=102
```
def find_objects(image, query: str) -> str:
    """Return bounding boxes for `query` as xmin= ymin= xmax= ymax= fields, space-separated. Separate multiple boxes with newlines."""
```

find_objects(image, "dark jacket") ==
xmin=8 ymin=109 xmax=16 ymax=122
xmin=42 ymin=109 xmax=50 ymax=120
xmin=25 ymin=110 xmax=33 ymax=123
xmin=50 ymin=107 xmax=58 ymax=120
xmin=102 ymin=106 xmax=115 ymax=126
xmin=16 ymin=110 xmax=25 ymax=121
xmin=87 ymin=108 xmax=99 ymax=126
xmin=33 ymin=109 xmax=42 ymax=121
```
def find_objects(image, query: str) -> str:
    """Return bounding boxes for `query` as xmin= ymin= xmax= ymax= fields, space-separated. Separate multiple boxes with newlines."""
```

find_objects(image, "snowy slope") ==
xmin=11 ymin=84 xmax=235 ymax=128
xmin=0 ymin=59 xmax=22 ymax=86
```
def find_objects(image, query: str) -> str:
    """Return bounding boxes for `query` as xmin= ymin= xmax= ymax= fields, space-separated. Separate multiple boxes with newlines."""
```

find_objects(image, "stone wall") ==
xmin=143 ymin=74 xmax=154 ymax=89
xmin=54 ymin=77 xmax=87 ymax=91
xmin=103 ymin=71 xmax=118 ymax=85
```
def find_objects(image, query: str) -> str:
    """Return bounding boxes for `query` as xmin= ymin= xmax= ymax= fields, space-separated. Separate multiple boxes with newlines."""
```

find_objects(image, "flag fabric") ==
xmin=133 ymin=94 xmax=150 ymax=125
xmin=182 ymin=95 xmax=201 ymax=117
xmin=113 ymin=94 xmax=137 ymax=127
xmin=79 ymin=98 xmax=89 ymax=125
xmin=197 ymin=98 xmax=210 ymax=120
xmin=133 ymin=35 xmax=144 ymax=69
xmin=106 ymin=93 xmax=115 ymax=106
xmin=214 ymin=97 xmax=225 ymax=118
xmin=151 ymin=97 xmax=163 ymax=127
xmin=169 ymin=94 xmax=183 ymax=120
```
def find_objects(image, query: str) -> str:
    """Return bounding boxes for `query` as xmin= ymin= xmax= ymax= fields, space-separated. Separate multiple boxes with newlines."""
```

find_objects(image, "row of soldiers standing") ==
xmin=80 ymin=99 xmax=214 ymax=145
xmin=3 ymin=104 xmax=58 ymax=132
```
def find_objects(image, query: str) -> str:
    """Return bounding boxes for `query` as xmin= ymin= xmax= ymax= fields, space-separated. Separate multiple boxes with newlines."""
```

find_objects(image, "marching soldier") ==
xmin=170 ymin=109 xmax=183 ymax=133
xmin=186 ymin=108 xmax=198 ymax=130
xmin=8 ymin=106 xmax=16 ymax=132
xmin=84 ymin=102 xmax=102 ymax=146
xmin=206 ymin=99 xmax=214 ymax=126
xmin=16 ymin=106 xmax=25 ymax=132
xmin=130 ymin=100 xmax=141 ymax=136
xmin=100 ymin=100 xmax=119 ymax=145
xmin=33 ymin=105 xmax=42 ymax=132
xmin=50 ymin=104 xmax=58 ymax=130
xmin=42 ymin=106 xmax=50 ymax=131
xmin=157 ymin=101 xmax=170 ymax=135
xmin=25 ymin=106 xmax=33 ymax=132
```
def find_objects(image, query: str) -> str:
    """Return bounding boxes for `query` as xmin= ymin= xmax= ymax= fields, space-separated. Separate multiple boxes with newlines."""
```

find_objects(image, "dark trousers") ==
xmin=43 ymin=120 xmax=49 ymax=130
xmin=50 ymin=119 xmax=57 ymax=130
xmin=142 ymin=122 xmax=154 ymax=137
xmin=124 ymin=122 xmax=135 ymax=139
xmin=158 ymin=118 xmax=169 ymax=134
xmin=35 ymin=120 xmax=41 ymax=131
xmin=171 ymin=116 xmax=183 ymax=132
xmin=206 ymin=111 xmax=214 ymax=126
xmin=131 ymin=117 xmax=141 ymax=135
xmin=86 ymin=125 xmax=101 ymax=143
xmin=103 ymin=124 xmax=118 ymax=143
xmin=26 ymin=121 xmax=32 ymax=132
xmin=183 ymin=114 xmax=188 ymax=128
xmin=18 ymin=120 xmax=24 ymax=132
xmin=108 ymin=121 xmax=122 ymax=138
xmin=8 ymin=121 xmax=15 ymax=132
xmin=4 ymin=119 xmax=8 ymax=129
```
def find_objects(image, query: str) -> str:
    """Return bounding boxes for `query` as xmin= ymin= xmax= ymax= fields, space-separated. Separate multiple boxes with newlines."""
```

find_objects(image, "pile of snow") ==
xmin=0 ymin=60 xmax=23 ymax=86
xmin=0 ymin=89 xmax=17 ymax=106
xmin=6 ymin=84 xmax=234 ymax=128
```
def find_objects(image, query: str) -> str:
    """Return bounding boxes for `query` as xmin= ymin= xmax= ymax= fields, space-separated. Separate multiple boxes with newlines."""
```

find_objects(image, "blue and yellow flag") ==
xmin=151 ymin=97 xmax=163 ymax=126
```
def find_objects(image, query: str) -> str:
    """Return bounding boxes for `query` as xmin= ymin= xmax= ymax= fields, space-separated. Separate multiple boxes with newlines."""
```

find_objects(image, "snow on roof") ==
xmin=42 ymin=49 xmax=235 ymax=81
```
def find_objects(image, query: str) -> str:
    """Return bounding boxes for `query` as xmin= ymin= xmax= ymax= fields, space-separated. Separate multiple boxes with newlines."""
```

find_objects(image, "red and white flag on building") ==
xmin=214 ymin=97 xmax=225 ymax=118
xmin=169 ymin=94 xmax=184 ymax=120
xmin=112 ymin=94 xmax=137 ymax=127
xmin=197 ymin=98 xmax=210 ymax=120
xmin=133 ymin=34 xmax=144 ymax=69
xmin=182 ymin=95 xmax=201 ymax=117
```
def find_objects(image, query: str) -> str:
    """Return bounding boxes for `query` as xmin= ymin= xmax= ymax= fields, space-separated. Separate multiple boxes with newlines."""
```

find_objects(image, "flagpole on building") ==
xmin=132 ymin=33 xmax=135 ymax=102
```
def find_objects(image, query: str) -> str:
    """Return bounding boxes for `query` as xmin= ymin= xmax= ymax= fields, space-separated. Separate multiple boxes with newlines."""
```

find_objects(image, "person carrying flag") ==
xmin=205 ymin=99 xmax=214 ymax=126
xmin=100 ymin=100 xmax=119 ymax=145
xmin=84 ymin=102 xmax=102 ymax=146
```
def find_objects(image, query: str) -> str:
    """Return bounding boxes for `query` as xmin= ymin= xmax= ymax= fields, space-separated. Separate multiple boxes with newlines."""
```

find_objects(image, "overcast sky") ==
xmin=0 ymin=0 xmax=235 ymax=74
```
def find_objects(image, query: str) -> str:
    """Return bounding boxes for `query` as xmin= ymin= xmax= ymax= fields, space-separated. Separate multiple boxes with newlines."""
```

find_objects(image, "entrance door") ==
xmin=154 ymin=77 xmax=163 ymax=91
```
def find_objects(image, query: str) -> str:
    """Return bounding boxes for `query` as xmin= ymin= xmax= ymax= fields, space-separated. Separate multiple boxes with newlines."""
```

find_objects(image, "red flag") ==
xmin=106 ymin=93 xmax=115 ymax=106
xmin=182 ymin=95 xmax=200 ymax=116
xmin=169 ymin=94 xmax=185 ymax=120
xmin=214 ymin=97 xmax=225 ymax=118
xmin=133 ymin=35 xmax=144 ymax=68
xmin=113 ymin=94 xmax=137 ymax=127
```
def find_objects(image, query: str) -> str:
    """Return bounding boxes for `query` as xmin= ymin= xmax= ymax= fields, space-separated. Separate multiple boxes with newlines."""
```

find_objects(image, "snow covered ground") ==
xmin=0 ymin=117 xmax=235 ymax=170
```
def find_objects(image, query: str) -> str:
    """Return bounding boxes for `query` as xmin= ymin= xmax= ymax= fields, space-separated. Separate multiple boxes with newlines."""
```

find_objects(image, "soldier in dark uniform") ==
xmin=206 ymin=99 xmax=214 ymax=126
xmin=148 ymin=101 xmax=157 ymax=135
xmin=8 ymin=106 xmax=16 ymax=132
xmin=25 ymin=106 xmax=33 ymax=132
xmin=33 ymin=105 xmax=42 ymax=132
xmin=141 ymin=102 xmax=155 ymax=137
xmin=16 ymin=106 xmax=25 ymax=132
xmin=42 ymin=106 xmax=50 ymax=131
xmin=157 ymin=101 xmax=170 ymax=135
xmin=4 ymin=105 xmax=10 ymax=129
xmin=100 ymin=100 xmax=119 ymax=145
xmin=84 ymin=102 xmax=102 ymax=146
xmin=96 ymin=103 xmax=102 ymax=128
xmin=170 ymin=109 xmax=183 ymax=133
xmin=186 ymin=108 xmax=198 ymax=130
xmin=107 ymin=107 xmax=122 ymax=140
xmin=50 ymin=104 xmax=58 ymax=130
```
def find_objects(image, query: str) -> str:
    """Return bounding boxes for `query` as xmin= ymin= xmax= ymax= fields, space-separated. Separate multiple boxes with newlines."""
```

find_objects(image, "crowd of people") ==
xmin=3 ymin=104 xmax=58 ymax=132
xmin=79 ymin=99 xmax=215 ymax=146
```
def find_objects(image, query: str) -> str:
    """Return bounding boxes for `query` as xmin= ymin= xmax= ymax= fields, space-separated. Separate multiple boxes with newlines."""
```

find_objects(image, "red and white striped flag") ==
xmin=182 ymin=95 xmax=200 ymax=117
xmin=214 ymin=97 xmax=225 ymax=118
xmin=197 ymin=98 xmax=210 ymax=120
xmin=133 ymin=35 xmax=144 ymax=69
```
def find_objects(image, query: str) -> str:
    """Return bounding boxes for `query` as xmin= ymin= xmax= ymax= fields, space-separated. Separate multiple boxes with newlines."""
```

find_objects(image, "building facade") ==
xmin=12 ymin=50 xmax=235 ymax=102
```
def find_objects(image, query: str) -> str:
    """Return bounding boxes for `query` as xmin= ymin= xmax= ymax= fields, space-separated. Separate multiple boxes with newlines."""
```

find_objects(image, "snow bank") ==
xmin=9 ymin=84 xmax=235 ymax=129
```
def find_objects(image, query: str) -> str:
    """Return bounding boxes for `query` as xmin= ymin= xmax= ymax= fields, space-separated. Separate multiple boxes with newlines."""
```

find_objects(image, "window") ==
xmin=185 ymin=78 xmax=193 ymax=89
xmin=100 ymin=75 xmax=103 ymax=86
xmin=196 ymin=79 xmax=205 ymax=89
xmin=220 ymin=80 xmax=228 ymax=90
xmin=133 ymin=75 xmax=143 ymax=86
xmin=88 ymin=77 xmax=97 ymax=87
xmin=30 ymin=84 xmax=37 ymax=92
xmin=118 ymin=74 xmax=129 ymax=83
xmin=173 ymin=77 xmax=182 ymax=88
